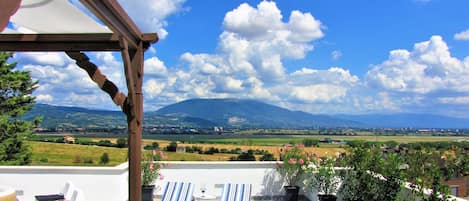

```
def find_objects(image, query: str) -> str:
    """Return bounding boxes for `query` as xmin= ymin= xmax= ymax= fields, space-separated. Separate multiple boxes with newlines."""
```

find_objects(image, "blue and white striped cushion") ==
xmin=220 ymin=183 xmax=252 ymax=201
xmin=161 ymin=182 xmax=194 ymax=201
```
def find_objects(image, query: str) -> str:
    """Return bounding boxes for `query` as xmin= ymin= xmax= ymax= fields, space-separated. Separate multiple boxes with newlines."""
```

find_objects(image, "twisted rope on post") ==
xmin=65 ymin=51 xmax=130 ymax=115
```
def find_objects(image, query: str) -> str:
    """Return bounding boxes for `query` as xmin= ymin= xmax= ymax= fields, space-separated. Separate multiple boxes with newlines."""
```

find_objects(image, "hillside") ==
xmin=23 ymin=99 xmax=469 ymax=129
xmin=24 ymin=104 xmax=216 ymax=129
xmin=154 ymin=98 xmax=360 ymax=128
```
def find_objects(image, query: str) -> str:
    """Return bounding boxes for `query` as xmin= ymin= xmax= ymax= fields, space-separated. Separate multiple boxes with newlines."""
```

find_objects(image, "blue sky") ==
xmin=11 ymin=0 xmax=469 ymax=117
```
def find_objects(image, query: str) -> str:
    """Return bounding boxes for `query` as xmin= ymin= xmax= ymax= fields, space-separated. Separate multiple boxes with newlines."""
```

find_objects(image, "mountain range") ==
xmin=23 ymin=98 xmax=469 ymax=129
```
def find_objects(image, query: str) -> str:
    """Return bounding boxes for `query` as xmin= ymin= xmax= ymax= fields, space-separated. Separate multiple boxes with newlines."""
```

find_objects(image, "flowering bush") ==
xmin=276 ymin=144 xmax=315 ymax=186
xmin=142 ymin=150 xmax=166 ymax=186
xmin=304 ymin=155 xmax=340 ymax=195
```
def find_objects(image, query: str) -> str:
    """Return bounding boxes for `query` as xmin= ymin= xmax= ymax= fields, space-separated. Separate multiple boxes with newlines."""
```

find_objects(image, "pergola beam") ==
xmin=0 ymin=33 xmax=157 ymax=52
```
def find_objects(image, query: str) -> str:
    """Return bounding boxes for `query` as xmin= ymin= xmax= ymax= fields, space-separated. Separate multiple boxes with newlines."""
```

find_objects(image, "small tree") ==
xmin=259 ymin=152 xmax=276 ymax=161
xmin=116 ymin=138 xmax=127 ymax=148
xmin=0 ymin=52 xmax=37 ymax=165
xmin=100 ymin=152 xmax=110 ymax=165
xmin=166 ymin=141 xmax=177 ymax=152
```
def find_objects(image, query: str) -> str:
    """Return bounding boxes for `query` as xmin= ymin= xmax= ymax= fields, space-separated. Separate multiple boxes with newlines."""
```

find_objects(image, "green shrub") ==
xmin=100 ymin=153 xmax=110 ymax=165
xmin=166 ymin=141 xmax=177 ymax=152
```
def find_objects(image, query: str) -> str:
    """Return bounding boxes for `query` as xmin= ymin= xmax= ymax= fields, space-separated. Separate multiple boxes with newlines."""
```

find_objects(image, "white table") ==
xmin=193 ymin=193 xmax=216 ymax=201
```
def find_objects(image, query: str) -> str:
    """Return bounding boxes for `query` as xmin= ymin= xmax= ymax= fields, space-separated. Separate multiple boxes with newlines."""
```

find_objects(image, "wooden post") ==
xmin=0 ymin=0 xmax=21 ymax=31
xmin=121 ymin=39 xmax=144 ymax=201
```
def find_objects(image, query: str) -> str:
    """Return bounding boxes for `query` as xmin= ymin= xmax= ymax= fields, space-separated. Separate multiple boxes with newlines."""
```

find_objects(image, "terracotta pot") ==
xmin=283 ymin=185 xmax=299 ymax=201
xmin=142 ymin=185 xmax=155 ymax=201
xmin=318 ymin=194 xmax=337 ymax=201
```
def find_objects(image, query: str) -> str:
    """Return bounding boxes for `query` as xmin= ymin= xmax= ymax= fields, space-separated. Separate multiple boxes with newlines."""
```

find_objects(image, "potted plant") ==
xmin=276 ymin=144 xmax=314 ymax=201
xmin=305 ymin=155 xmax=340 ymax=201
xmin=142 ymin=150 xmax=165 ymax=201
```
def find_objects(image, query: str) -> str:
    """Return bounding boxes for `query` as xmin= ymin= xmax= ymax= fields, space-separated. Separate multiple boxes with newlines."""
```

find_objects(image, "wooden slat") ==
xmin=0 ymin=33 xmax=119 ymax=42
xmin=0 ymin=42 xmax=121 ymax=52
xmin=0 ymin=33 xmax=121 ymax=51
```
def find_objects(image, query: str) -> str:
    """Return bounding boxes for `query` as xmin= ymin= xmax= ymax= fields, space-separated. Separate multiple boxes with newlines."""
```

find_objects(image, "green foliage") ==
xmin=305 ymin=156 xmax=340 ymax=195
xmin=259 ymin=152 xmax=276 ymax=161
xmin=166 ymin=141 xmax=178 ymax=152
xmin=142 ymin=150 xmax=164 ymax=185
xmin=302 ymin=139 xmax=319 ymax=147
xmin=0 ymin=52 xmax=37 ymax=165
xmin=116 ymin=138 xmax=127 ymax=148
xmin=276 ymin=144 xmax=314 ymax=186
xmin=143 ymin=142 xmax=159 ymax=150
xmin=97 ymin=140 xmax=114 ymax=147
xmin=100 ymin=152 xmax=110 ymax=165
xmin=230 ymin=150 xmax=256 ymax=161
xmin=405 ymin=149 xmax=454 ymax=201
xmin=338 ymin=145 xmax=405 ymax=201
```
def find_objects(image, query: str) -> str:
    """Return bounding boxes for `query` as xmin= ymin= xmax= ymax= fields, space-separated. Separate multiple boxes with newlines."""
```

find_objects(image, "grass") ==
xmin=28 ymin=141 xmax=127 ymax=166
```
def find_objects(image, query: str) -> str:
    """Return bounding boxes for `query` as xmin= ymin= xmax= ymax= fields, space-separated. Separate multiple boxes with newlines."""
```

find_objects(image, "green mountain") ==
xmin=26 ymin=99 xmax=469 ymax=129
xmin=24 ymin=104 xmax=217 ymax=129
xmin=154 ymin=98 xmax=359 ymax=128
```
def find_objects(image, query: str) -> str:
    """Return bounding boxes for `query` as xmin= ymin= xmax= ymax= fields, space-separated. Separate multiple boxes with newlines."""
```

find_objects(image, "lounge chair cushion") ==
xmin=161 ymin=182 xmax=194 ymax=201
xmin=220 ymin=183 xmax=252 ymax=201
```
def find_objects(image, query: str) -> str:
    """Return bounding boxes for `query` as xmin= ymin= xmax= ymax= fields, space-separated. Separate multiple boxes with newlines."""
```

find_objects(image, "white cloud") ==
xmin=36 ymin=94 xmax=53 ymax=102
xmin=144 ymin=57 xmax=168 ymax=76
xmin=290 ymin=84 xmax=347 ymax=103
xmin=144 ymin=79 xmax=166 ymax=98
xmin=454 ymin=29 xmax=469 ymax=40
xmin=118 ymin=0 xmax=187 ymax=39
xmin=331 ymin=50 xmax=342 ymax=60
xmin=366 ymin=35 xmax=469 ymax=93
xmin=15 ymin=52 xmax=70 ymax=67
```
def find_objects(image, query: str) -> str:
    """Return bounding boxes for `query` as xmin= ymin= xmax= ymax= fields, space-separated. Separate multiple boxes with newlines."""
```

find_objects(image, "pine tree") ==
xmin=0 ymin=52 xmax=37 ymax=165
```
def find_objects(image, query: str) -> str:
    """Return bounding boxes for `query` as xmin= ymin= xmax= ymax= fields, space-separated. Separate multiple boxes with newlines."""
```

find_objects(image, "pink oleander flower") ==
xmin=159 ymin=175 xmax=165 ymax=180
xmin=288 ymin=158 xmax=296 ymax=164
xmin=298 ymin=159 xmax=304 ymax=165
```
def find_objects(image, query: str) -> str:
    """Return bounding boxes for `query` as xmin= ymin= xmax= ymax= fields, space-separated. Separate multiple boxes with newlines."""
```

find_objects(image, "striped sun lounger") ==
xmin=220 ymin=183 xmax=252 ymax=201
xmin=161 ymin=182 xmax=194 ymax=201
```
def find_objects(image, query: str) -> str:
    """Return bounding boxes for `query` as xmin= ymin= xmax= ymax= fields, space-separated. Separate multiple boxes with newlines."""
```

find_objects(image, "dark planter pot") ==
xmin=318 ymin=194 xmax=337 ymax=201
xmin=283 ymin=185 xmax=300 ymax=201
xmin=142 ymin=185 xmax=155 ymax=201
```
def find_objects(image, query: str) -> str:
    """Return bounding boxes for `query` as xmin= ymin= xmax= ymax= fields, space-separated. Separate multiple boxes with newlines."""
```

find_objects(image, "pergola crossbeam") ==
xmin=0 ymin=33 xmax=121 ymax=51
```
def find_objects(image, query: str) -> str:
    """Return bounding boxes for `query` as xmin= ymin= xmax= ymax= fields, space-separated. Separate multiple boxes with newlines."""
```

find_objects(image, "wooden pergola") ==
xmin=0 ymin=1 xmax=157 ymax=200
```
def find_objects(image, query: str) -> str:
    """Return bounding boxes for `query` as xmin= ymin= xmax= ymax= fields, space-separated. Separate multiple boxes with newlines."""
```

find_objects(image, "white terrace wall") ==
xmin=0 ymin=162 xmax=291 ymax=201
xmin=0 ymin=163 xmax=129 ymax=201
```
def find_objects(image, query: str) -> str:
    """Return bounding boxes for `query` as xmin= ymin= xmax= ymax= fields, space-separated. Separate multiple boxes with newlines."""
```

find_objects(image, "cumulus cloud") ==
xmin=144 ymin=79 xmax=166 ymax=98
xmin=118 ymin=0 xmax=187 ymax=39
xmin=454 ymin=29 xmax=469 ymax=40
xmin=145 ymin=57 xmax=168 ymax=77
xmin=366 ymin=35 xmax=469 ymax=93
xmin=290 ymin=84 xmax=347 ymax=103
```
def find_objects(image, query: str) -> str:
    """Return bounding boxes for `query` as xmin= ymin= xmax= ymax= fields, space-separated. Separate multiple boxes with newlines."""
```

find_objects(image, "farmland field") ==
xmin=26 ymin=134 xmax=468 ymax=166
